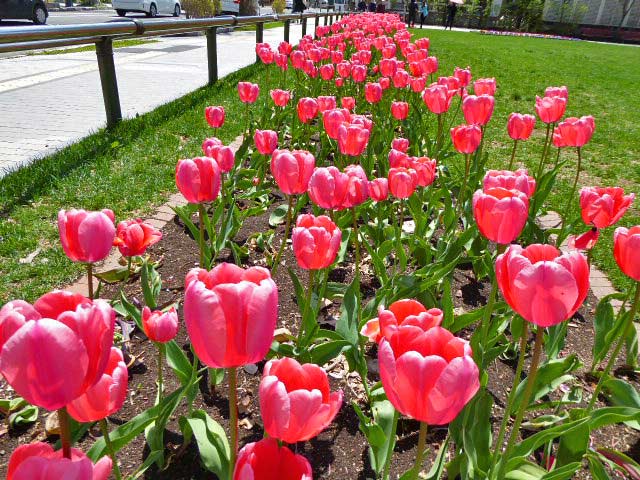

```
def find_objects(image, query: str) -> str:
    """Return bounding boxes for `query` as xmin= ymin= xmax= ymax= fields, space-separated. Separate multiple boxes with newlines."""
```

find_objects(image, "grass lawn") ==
xmin=0 ymin=28 xmax=638 ymax=303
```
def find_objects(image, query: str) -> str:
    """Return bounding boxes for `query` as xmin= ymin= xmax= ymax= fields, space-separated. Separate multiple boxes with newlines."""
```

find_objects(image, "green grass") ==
xmin=30 ymin=39 xmax=158 ymax=56
xmin=410 ymin=28 xmax=640 ymax=292
xmin=235 ymin=21 xmax=283 ymax=31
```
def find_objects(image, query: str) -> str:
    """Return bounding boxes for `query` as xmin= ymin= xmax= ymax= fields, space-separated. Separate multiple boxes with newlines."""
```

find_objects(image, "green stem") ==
xmin=535 ymin=123 xmax=552 ymax=179
xmin=457 ymin=154 xmax=471 ymax=216
xmin=496 ymin=325 xmax=545 ymax=480
xmin=272 ymin=195 xmax=295 ymax=275
xmin=125 ymin=256 xmax=132 ymax=284
xmin=587 ymin=281 xmax=640 ymax=411
xmin=298 ymin=269 xmax=316 ymax=347
xmin=58 ymin=407 xmax=72 ymax=459
xmin=157 ymin=343 xmax=165 ymax=404
xmin=411 ymin=422 xmax=429 ymax=479
xmin=508 ymin=139 xmax=518 ymax=170
xmin=198 ymin=203 xmax=206 ymax=268
xmin=478 ymin=243 xmax=507 ymax=367
xmin=228 ymin=367 xmax=238 ymax=479
xmin=489 ymin=321 xmax=529 ymax=475
xmin=382 ymin=410 xmax=399 ymax=480
xmin=87 ymin=263 xmax=94 ymax=300
xmin=352 ymin=207 xmax=361 ymax=312
xmin=100 ymin=419 xmax=122 ymax=480
xmin=553 ymin=147 xmax=561 ymax=169
xmin=395 ymin=199 xmax=405 ymax=274
xmin=560 ymin=147 xmax=582 ymax=233
xmin=436 ymin=114 xmax=443 ymax=153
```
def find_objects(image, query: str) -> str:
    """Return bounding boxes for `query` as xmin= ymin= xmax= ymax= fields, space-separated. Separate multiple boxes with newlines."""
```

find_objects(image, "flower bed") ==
xmin=478 ymin=30 xmax=581 ymax=41
xmin=1 ymin=12 xmax=639 ymax=480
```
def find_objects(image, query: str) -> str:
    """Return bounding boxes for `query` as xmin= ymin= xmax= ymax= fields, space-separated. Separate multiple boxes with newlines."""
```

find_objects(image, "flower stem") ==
xmin=478 ymin=243 xmax=507 ymax=367
xmin=436 ymin=114 xmax=443 ymax=153
xmin=198 ymin=203 xmax=206 ymax=268
xmin=508 ymin=139 xmax=518 ymax=170
xmin=87 ymin=263 xmax=94 ymax=300
xmin=382 ymin=410 xmax=399 ymax=480
xmin=587 ymin=281 xmax=640 ymax=411
xmin=272 ymin=195 xmax=295 ymax=275
xmin=489 ymin=320 xmax=529 ymax=475
xmin=298 ymin=269 xmax=316 ymax=347
xmin=457 ymin=153 xmax=471 ymax=216
xmin=560 ymin=147 xmax=582 ymax=233
xmin=100 ymin=419 xmax=122 ymax=480
xmin=58 ymin=407 xmax=72 ymax=459
xmin=535 ymin=123 xmax=552 ymax=179
xmin=125 ymin=256 xmax=132 ymax=284
xmin=496 ymin=325 xmax=545 ymax=480
xmin=352 ymin=207 xmax=361 ymax=315
xmin=157 ymin=343 xmax=165 ymax=404
xmin=228 ymin=367 xmax=238 ymax=479
xmin=411 ymin=422 xmax=429 ymax=479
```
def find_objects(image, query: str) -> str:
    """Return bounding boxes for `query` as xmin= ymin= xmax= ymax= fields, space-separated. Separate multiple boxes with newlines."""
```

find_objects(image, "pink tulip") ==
xmin=361 ymin=299 xmax=443 ymax=343
xmin=113 ymin=219 xmax=162 ymax=257
xmin=297 ymin=97 xmax=319 ymax=124
xmin=291 ymin=214 xmax=341 ymax=270
xmin=317 ymin=95 xmax=337 ymax=112
xmin=308 ymin=166 xmax=349 ymax=210
xmin=323 ymin=108 xmax=350 ymax=140
xmin=388 ymin=167 xmax=418 ymax=199
xmin=454 ymin=66 xmax=472 ymax=87
xmin=205 ymin=106 xmax=225 ymax=128
xmin=336 ymin=61 xmax=352 ymax=78
xmin=553 ymin=116 xmax=595 ymax=147
xmin=391 ymin=101 xmax=409 ymax=120
xmin=0 ymin=293 xmax=114 ymax=410
xmin=33 ymin=290 xmax=88 ymax=319
xmin=58 ymin=209 xmax=116 ymax=264
xmin=438 ymin=75 xmax=460 ymax=91
xmin=379 ymin=58 xmax=397 ymax=77
xmin=342 ymin=164 xmax=370 ymax=208
xmin=496 ymin=244 xmax=589 ymax=327
xmin=379 ymin=325 xmax=479 ymax=425
xmin=410 ymin=76 xmax=426 ymax=93
xmin=379 ymin=77 xmax=391 ymax=90
xmin=392 ymin=137 xmax=409 ymax=153
xmin=393 ymin=70 xmax=410 ymax=89
xmin=389 ymin=149 xmax=410 ymax=169
xmin=254 ymin=129 xmax=279 ymax=156
xmin=568 ymin=228 xmax=599 ymax=251
xmin=67 ymin=347 xmax=128 ymax=423
xmin=422 ymin=85 xmax=455 ymax=114
xmin=270 ymin=89 xmax=291 ymax=107
xmin=473 ymin=188 xmax=529 ymax=244
xmin=614 ymin=226 xmax=640 ymax=281
xmin=184 ymin=263 xmax=278 ymax=368
xmin=7 ymin=442 xmax=112 ymax=480
xmin=580 ymin=186 xmax=634 ymax=229
xmin=462 ymin=95 xmax=495 ymax=126
xmin=369 ymin=178 xmax=389 ymax=202
xmin=411 ymin=156 xmax=437 ymax=187
xmin=238 ymin=82 xmax=259 ymax=103
xmin=202 ymin=136 xmax=222 ymax=157
xmin=233 ymin=438 xmax=312 ymax=480
xmin=483 ymin=169 xmax=536 ymax=198
xmin=365 ymin=82 xmax=383 ymax=103
xmin=545 ymin=85 xmax=568 ymax=100
xmin=270 ymin=149 xmax=316 ymax=195
xmin=535 ymin=95 xmax=566 ymax=124
xmin=260 ymin=357 xmax=343 ymax=443
xmin=451 ymin=124 xmax=482 ymax=154
xmin=142 ymin=306 xmax=179 ymax=343
xmin=474 ymin=78 xmax=496 ymax=96
xmin=337 ymin=123 xmax=370 ymax=157
xmin=175 ymin=157 xmax=221 ymax=204
xmin=215 ymin=146 xmax=235 ymax=173
xmin=351 ymin=64 xmax=367 ymax=83
xmin=507 ymin=113 xmax=536 ymax=140
xmin=341 ymin=96 xmax=356 ymax=110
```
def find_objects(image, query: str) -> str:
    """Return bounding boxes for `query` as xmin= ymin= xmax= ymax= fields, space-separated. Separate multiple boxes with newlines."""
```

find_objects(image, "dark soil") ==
xmin=1 ymin=199 xmax=639 ymax=479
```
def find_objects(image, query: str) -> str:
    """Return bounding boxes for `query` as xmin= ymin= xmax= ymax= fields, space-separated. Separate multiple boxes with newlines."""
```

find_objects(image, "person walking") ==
xmin=420 ymin=0 xmax=428 ymax=27
xmin=293 ymin=0 xmax=306 ymax=14
xmin=445 ymin=0 xmax=458 ymax=30
xmin=408 ymin=0 xmax=418 ymax=27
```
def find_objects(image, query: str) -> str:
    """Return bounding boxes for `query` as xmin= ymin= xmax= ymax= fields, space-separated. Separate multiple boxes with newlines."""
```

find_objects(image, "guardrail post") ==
xmin=95 ymin=37 xmax=122 ymax=128
xmin=314 ymin=14 xmax=319 ymax=38
xmin=284 ymin=19 xmax=290 ymax=43
xmin=206 ymin=27 xmax=218 ymax=85
xmin=324 ymin=13 xmax=328 ymax=25
xmin=329 ymin=13 xmax=333 ymax=24
xmin=256 ymin=22 xmax=264 ymax=62
xmin=302 ymin=16 xmax=307 ymax=36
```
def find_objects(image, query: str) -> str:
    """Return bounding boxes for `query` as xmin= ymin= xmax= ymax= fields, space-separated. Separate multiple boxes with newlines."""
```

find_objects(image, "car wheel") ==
xmin=173 ymin=3 xmax=180 ymax=16
xmin=116 ymin=9 xmax=127 ymax=16
xmin=147 ymin=3 xmax=157 ymax=17
xmin=33 ymin=4 xmax=47 ymax=24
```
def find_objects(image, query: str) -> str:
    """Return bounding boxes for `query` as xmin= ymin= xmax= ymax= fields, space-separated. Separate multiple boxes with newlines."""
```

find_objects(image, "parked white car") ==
xmin=220 ymin=0 xmax=259 ymax=13
xmin=112 ymin=0 xmax=181 ymax=17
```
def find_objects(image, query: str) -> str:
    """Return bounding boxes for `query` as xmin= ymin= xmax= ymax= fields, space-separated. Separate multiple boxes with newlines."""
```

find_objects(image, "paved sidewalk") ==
xmin=0 ymin=24 xmax=304 ymax=175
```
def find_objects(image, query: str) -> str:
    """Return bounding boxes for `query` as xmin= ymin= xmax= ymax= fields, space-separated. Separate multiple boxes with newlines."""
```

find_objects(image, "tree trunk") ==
xmin=240 ymin=0 xmax=257 ymax=15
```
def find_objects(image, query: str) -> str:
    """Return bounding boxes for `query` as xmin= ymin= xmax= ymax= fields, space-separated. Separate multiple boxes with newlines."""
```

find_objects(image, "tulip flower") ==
xmin=351 ymin=64 xmax=367 ymax=83
xmin=365 ymin=82 xmax=383 ymax=103
xmin=393 ymin=69 xmax=410 ymax=89
xmin=553 ymin=116 xmax=595 ymax=148
xmin=388 ymin=167 xmax=418 ymax=199
xmin=462 ymin=94 xmax=495 ymax=126
xmin=422 ymin=84 xmax=455 ymax=114
xmin=410 ymin=76 xmax=426 ymax=93
xmin=369 ymin=178 xmax=389 ymax=202
xmin=270 ymin=89 xmax=291 ymax=107
xmin=202 ymin=136 xmax=222 ymax=157
xmin=292 ymin=214 xmax=341 ymax=270
xmin=535 ymin=95 xmax=566 ymax=124
xmin=545 ymin=85 xmax=568 ymax=100
xmin=507 ymin=113 xmax=536 ymax=141
xmin=341 ymin=96 xmax=356 ymax=110
xmin=58 ymin=209 xmax=116 ymax=265
xmin=474 ymin=77 xmax=496 ymax=96
xmin=473 ymin=188 xmax=529 ymax=244
xmin=317 ymin=95 xmax=337 ymax=112
xmin=454 ymin=66 xmax=472 ymax=87
xmin=391 ymin=101 xmax=409 ymax=120
xmin=274 ymin=52 xmax=288 ymax=70
xmin=308 ymin=166 xmax=349 ymax=210
xmin=297 ymin=97 xmax=319 ymax=124
xmin=411 ymin=156 xmax=437 ymax=187
xmin=113 ymin=218 xmax=162 ymax=258
xmin=215 ymin=146 xmax=235 ymax=173
xmin=450 ymin=124 xmax=482 ymax=154
xmin=205 ymin=106 xmax=225 ymax=128
xmin=392 ymin=137 xmax=409 ymax=153
xmin=270 ymin=149 xmax=316 ymax=196
xmin=238 ymin=81 xmax=259 ymax=103
xmin=380 ymin=76 xmax=391 ymax=90
xmin=323 ymin=108 xmax=350 ymax=140
xmin=337 ymin=61 xmax=352 ymax=78
xmin=142 ymin=306 xmax=178 ymax=344
xmin=259 ymin=357 xmax=343 ymax=443
xmin=233 ymin=438 xmax=312 ymax=480
xmin=337 ymin=123 xmax=370 ymax=157
xmin=379 ymin=58 xmax=397 ymax=77
xmin=568 ymin=228 xmax=600 ymax=252
xmin=579 ymin=186 xmax=634 ymax=229
xmin=614 ymin=227 xmax=640 ymax=281
xmin=7 ymin=442 xmax=112 ymax=480
xmin=175 ymin=157 xmax=221 ymax=204
xmin=438 ymin=75 xmax=461 ymax=91
xmin=278 ymin=41 xmax=292 ymax=55
xmin=254 ymin=129 xmax=279 ymax=156
xmin=361 ymin=299 xmax=443 ymax=343
xmin=483 ymin=169 xmax=536 ymax=198
xmin=496 ymin=244 xmax=589 ymax=327
xmin=342 ymin=164 xmax=369 ymax=209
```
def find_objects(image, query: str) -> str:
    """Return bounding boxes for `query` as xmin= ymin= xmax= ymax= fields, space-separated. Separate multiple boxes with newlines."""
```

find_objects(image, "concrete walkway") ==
xmin=0 ymin=24 xmax=304 ymax=175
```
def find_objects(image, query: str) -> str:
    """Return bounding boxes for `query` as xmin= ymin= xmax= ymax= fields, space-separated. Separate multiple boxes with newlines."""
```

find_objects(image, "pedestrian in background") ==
xmin=408 ymin=0 xmax=417 ymax=27
xmin=376 ymin=0 xmax=386 ymax=12
xmin=420 ymin=0 xmax=428 ymax=27
xmin=445 ymin=0 xmax=458 ymax=30
xmin=368 ymin=0 xmax=376 ymax=11
xmin=358 ymin=0 xmax=367 ymax=10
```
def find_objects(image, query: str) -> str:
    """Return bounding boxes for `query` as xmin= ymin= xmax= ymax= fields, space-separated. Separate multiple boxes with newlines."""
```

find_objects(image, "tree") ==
xmin=240 ymin=0 xmax=258 ymax=15
xmin=616 ymin=0 xmax=636 ymax=31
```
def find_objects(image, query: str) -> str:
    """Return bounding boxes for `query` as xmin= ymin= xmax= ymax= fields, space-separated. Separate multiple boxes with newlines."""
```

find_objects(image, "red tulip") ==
xmin=462 ymin=94 xmax=495 ymax=126
xmin=256 ymin=44 xmax=274 ymax=64
xmin=392 ymin=137 xmax=409 ymax=153
xmin=331 ymin=50 xmax=343 ymax=63
xmin=7 ymin=442 xmax=112 ymax=480
xmin=67 ymin=347 xmax=127 ymax=422
xmin=544 ymin=85 xmax=568 ymax=100
xmin=568 ymin=228 xmax=599 ymax=251
xmin=379 ymin=58 xmax=397 ymax=77
xmin=202 ymin=136 xmax=222 ymax=157
xmin=389 ymin=149 xmax=410 ymax=169
xmin=113 ymin=219 xmax=162 ymax=257
xmin=351 ymin=64 xmax=367 ymax=83
xmin=278 ymin=41 xmax=293 ymax=55
xmin=33 ymin=290 xmax=88 ymax=319
xmin=379 ymin=325 xmax=479 ymax=424
xmin=337 ymin=123 xmax=370 ymax=157
xmin=496 ymin=244 xmax=589 ymax=327
xmin=380 ymin=76 xmax=391 ymax=90
xmin=422 ymin=85 xmax=455 ymax=114
xmin=454 ymin=66 xmax=472 ymax=87
xmin=215 ymin=146 xmax=235 ymax=173
xmin=275 ymin=53 xmax=288 ymax=70
xmin=483 ymin=169 xmax=536 ymax=198
xmin=319 ymin=64 xmax=335 ymax=81
xmin=233 ymin=438 xmax=312 ymax=480
xmin=422 ymin=56 xmax=439 ymax=75
xmin=341 ymin=96 xmax=356 ymax=110
xmin=391 ymin=101 xmax=409 ymax=120
xmin=238 ymin=82 xmax=259 ymax=104
xmin=393 ymin=70 xmax=410 ymax=89
xmin=270 ymin=150 xmax=315 ymax=195
xmin=342 ymin=164 xmax=370 ymax=208
xmin=365 ymin=82 xmax=383 ymax=103
xmin=176 ymin=157 xmax=221 ymax=204
xmin=438 ymin=75 xmax=460 ymax=91
xmin=336 ymin=61 xmax=352 ymax=78
xmin=411 ymin=156 xmax=437 ymax=187
xmin=410 ymin=76 xmax=426 ymax=93
xmin=614 ymin=226 xmax=640 ymax=281
xmin=58 ymin=208 xmax=115 ymax=264
xmin=184 ymin=263 xmax=277 ymax=368
xmin=388 ymin=167 xmax=418 ymax=199
xmin=474 ymin=78 xmax=496 ymax=96
xmin=535 ymin=95 xmax=566 ymax=124
xmin=205 ymin=106 xmax=225 ymax=128
xmin=142 ymin=306 xmax=179 ymax=343
xmin=308 ymin=166 xmax=348 ymax=210
xmin=382 ymin=44 xmax=396 ymax=58
xmin=350 ymin=114 xmax=373 ymax=132
xmin=335 ymin=77 xmax=344 ymax=88
xmin=361 ymin=299 xmax=443 ymax=343
xmin=580 ymin=186 xmax=634 ymax=229
xmin=254 ymin=129 xmax=279 ymax=156
xmin=553 ymin=116 xmax=595 ymax=147
xmin=260 ymin=357 xmax=343 ymax=443
xmin=317 ymin=95 xmax=337 ymax=113
xmin=0 ymin=293 xmax=114 ymax=410
xmin=450 ymin=124 xmax=482 ymax=154
xmin=323 ymin=108 xmax=350 ymax=140
xmin=270 ymin=89 xmax=291 ymax=107
xmin=473 ymin=187 xmax=529 ymax=244
xmin=507 ymin=113 xmax=536 ymax=140
xmin=291 ymin=214 xmax=341 ymax=270
xmin=291 ymin=50 xmax=306 ymax=69
xmin=297 ymin=97 xmax=319 ymax=124
xmin=369 ymin=178 xmax=389 ymax=202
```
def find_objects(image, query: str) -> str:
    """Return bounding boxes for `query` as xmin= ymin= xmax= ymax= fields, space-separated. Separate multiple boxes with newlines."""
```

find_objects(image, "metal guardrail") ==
xmin=0 ymin=10 xmax=346 ymax=127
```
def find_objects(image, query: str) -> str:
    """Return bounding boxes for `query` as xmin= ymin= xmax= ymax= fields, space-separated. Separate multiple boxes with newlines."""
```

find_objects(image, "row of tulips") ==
xmin=2 ymin=11 xmax=640 ymax=480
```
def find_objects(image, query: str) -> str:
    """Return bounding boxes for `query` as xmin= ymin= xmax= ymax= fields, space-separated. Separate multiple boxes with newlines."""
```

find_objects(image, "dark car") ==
xmin=0 ymin=0 xmax=49 ymax=24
